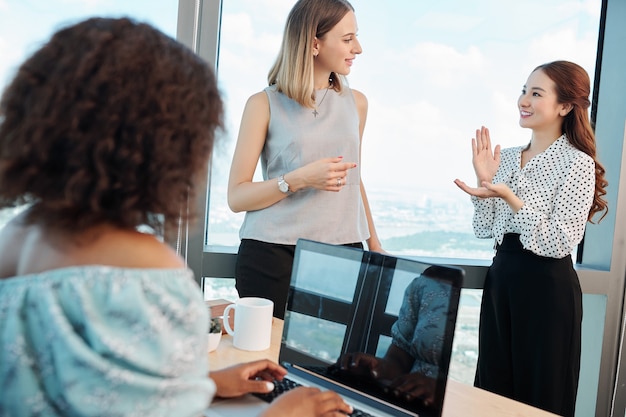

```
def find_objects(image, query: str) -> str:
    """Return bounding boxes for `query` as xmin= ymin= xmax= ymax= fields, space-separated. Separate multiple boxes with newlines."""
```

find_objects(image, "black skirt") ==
xmin=474 ymin=233 xmax=582 ymax=417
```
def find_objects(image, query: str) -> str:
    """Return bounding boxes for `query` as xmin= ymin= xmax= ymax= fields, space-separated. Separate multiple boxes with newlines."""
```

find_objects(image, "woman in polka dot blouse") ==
xmin=454 ymin=60 xmax=608 ymax=417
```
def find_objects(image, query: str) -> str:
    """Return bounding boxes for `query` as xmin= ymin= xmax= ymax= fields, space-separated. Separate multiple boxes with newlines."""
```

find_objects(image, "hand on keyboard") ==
xmin=252 ymin=376 xmax=301 ymax=402
xmin=254 ymin=377 xmax=375 ymax=417
xmin=210 ymin=359 xmax=287 ymax=398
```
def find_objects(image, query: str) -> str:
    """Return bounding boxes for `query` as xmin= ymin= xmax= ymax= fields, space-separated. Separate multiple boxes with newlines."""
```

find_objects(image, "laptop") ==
xmin=208 ymin=239 xmax=463 ymax=417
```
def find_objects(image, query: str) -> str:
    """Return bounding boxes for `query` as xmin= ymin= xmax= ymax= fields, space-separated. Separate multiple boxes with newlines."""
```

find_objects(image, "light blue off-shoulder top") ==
xmin=0 ymin=266 xmax=215 ymax=417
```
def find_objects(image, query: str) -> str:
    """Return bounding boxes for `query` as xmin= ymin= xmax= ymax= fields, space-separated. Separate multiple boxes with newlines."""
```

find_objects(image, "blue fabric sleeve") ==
xmin=0 ymin=266 xmax=214 ymax=417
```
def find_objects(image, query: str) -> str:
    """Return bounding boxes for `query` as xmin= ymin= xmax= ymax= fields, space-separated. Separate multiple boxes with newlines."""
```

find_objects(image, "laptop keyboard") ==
xmin=252 ymin=377 xmax=376 ymax=417
xmin=252 ymin=377 xmax=300 ymax=402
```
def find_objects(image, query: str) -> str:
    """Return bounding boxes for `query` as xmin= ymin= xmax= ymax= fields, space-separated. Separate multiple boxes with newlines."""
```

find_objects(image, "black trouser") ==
xmin=474 ymin=234 xmax=582 ymax=417
xmin=235 ymin=239 xmax=363 ymax=319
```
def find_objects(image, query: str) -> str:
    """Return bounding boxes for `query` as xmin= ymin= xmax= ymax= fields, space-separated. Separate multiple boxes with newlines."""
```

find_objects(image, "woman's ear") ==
xmin=560 ymin=103 xmax=573 ymax=117
xmin=312 ymin=37 xmax=320 ymax=57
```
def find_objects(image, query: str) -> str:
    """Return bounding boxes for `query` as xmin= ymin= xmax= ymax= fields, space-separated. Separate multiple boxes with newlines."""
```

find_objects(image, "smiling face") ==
xmin=518 ymin=69 xmax=571 ymax=138
xmin=314 ymin=10 xmax=362 ymax=78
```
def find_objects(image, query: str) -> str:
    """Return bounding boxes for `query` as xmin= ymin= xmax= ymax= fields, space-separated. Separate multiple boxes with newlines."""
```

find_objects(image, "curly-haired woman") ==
xmin=0 ymin=17 xmax=351 ymax=417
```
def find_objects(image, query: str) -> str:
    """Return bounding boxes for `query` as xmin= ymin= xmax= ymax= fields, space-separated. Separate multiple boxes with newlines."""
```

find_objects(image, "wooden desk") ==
xmin=209 ymin=319 xmax=558 ymax=417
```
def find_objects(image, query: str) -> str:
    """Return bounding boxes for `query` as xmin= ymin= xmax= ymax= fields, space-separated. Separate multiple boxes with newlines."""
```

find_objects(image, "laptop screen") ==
xmin=280 ymin=239 xmax=463 ymax=417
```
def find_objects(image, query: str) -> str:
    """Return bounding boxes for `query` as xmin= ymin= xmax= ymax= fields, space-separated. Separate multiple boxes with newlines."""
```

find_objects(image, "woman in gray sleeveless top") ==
xmin=227 ymin=0 xmax=384 ymax=319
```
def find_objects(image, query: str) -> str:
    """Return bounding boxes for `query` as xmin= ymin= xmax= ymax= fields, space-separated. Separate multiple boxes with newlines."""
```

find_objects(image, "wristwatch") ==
xmin=278 ymin=174 xmax=290 ymax=193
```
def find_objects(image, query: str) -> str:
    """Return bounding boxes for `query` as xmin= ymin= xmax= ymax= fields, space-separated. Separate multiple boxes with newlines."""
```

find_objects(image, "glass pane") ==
xmin=449 ymin=289 xmax=482 ymax=384
xmin=291 ymin=250 xmax=363 ymax=302
xmin=385 ymin=268 xmax=420 ymax=315
xmin=203 ymin=277 xmax=240 ymax=301
xmin=209 ymin=0 xmax=601 ymax=261
xmin=0 ymin=1 xmax=178 ymax=230
xmin=284 ymin=312 xmax=347 ymax=362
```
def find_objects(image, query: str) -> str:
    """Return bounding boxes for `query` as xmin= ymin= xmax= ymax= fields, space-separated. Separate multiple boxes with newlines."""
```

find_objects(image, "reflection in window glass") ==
xmin=376 ymin=335 xmax=392 ymax=357
xmin=449 ymin=289 xmax=482 ymax=383
xmin=0 ymin=1 xmax=178 ymax=230
xmin=293 ymin=251 xmax=363 ymax=302
xmin=285 ymin=312 xmax=346 ymax=362
xmin=385 ymin=269 xmax=417 ymax=315
xmin=209 ymin=0 xmax=600 ymax=261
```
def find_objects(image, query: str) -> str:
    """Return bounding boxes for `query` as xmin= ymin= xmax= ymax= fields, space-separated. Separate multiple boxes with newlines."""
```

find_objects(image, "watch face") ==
xmin=279 ymin=181 xmax=289 ymax=193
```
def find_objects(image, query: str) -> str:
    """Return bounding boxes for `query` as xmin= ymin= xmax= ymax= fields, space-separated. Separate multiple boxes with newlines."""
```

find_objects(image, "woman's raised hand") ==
xmin=471 ymin=126 xmax=500 ymax=184
xmin=454 ymin=126 xmax=503 ymax=198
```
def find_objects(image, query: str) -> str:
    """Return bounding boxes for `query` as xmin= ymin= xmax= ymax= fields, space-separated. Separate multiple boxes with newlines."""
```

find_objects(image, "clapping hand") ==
xmin=454 ymin=126 xmax=523 ymax=211
xmin=471 ymin=126 xmax=500 ymax=184
xmin=454 ymin=126 xmax=504 ymax=198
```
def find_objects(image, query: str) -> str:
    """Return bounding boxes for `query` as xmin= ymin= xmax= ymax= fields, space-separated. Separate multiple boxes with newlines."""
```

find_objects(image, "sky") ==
xmin=0 ymin=0 xmax=603 ymax=244
xmin=0 ymin=0 xmax=601 ymax=193
xmin=211 ymin=0 xmax=601 ymax=196
xmin=0 ymin=0 xmax=177 ymax=89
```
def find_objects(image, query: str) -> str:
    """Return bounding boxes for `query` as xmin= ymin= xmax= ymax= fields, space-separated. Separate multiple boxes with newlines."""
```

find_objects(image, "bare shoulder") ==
xmin=350 ymin=88 xmax=368 ymax=113
xmin=246 ymin=90 xmax=270 ymax=111
xmin=0 ymin=216 xmax=185 ymax=278
xmin=350 ymin=88 xmax=367 ymax=101
xmin=350 ymin=88 xmax=368 ymax=104
xmin=349 ymin=88 xmax=368 ymax=130
xmin=238 ymin=90 xmax=270 ymax=130
xmin=97 ymin=230 xmax=186 ymax=269
xmin=234 ymin=90 xmax=271 ymax=151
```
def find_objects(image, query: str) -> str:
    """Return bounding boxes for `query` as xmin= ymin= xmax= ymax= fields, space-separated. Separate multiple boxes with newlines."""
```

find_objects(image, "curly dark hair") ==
xmin=0 ymin=17 xmax=223 ymax=234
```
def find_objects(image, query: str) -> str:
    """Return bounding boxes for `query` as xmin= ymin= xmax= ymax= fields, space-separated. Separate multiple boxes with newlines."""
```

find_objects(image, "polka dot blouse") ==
xmin=471 ymin=134 xmax=595 ymax=259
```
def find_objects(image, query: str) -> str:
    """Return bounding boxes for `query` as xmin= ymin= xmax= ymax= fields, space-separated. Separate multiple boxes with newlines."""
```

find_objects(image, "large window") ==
xmin=203 ymin=0 xmax=603 ymax=399
xmin=6 ymin=2 xmax=625 ymax=415
xmin=207 ymin=0 xmax=601 ymax=261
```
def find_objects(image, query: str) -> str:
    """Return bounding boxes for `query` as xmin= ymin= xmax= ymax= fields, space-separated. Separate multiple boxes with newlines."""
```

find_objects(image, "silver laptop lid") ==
xmin=280 ymin=239 xmax=463 ymax=417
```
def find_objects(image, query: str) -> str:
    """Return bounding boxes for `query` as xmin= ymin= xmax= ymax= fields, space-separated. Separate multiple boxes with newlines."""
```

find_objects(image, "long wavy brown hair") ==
xmin=0 ymin=17 xmax=223 ymax=234
xmin=535 ymin=60 xmax=608 ymax=223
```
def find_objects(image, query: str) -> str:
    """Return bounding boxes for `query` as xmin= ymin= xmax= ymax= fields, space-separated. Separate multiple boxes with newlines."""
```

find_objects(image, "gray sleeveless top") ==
xmin=238 ymin=85 xmax=370 ymax=245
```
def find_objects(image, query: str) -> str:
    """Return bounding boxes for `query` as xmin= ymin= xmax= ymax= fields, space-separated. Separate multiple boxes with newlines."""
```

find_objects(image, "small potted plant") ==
xmin=208 ymin=317 xmax=222 ymax=352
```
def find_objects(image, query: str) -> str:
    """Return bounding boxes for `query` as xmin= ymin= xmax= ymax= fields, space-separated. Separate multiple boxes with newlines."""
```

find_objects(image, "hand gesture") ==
xmin=261 ymin=386 xmax=354 ymax=417
xmin=454 ymin=126 xmax=505 ymax=198
xmin=454 ymin=179 xmax=523 ymax=214
xmin=210 ymin=359 xmax=287 ymax=398
xmin=454 ymin=179 xmax=512 ymax=199
xmin=471 ymin=126 xmax=500 ymax=184
xmin=293 ymin=156 xmax=357 ymax=192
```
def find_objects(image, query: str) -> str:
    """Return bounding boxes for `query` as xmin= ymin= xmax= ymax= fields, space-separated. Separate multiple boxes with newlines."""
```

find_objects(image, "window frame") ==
xmin=177 ymin=1 xmax=626 ymax=415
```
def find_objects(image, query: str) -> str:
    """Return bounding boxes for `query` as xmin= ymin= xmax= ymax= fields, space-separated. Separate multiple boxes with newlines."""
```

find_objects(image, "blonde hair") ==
xmin=268 ymin=0 xmax=354 ymax=108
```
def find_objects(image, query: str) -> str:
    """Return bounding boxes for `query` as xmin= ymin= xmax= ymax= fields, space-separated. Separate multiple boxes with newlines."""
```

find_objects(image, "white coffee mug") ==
xmin=223 ymin=297 xmax=274 ymax=351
